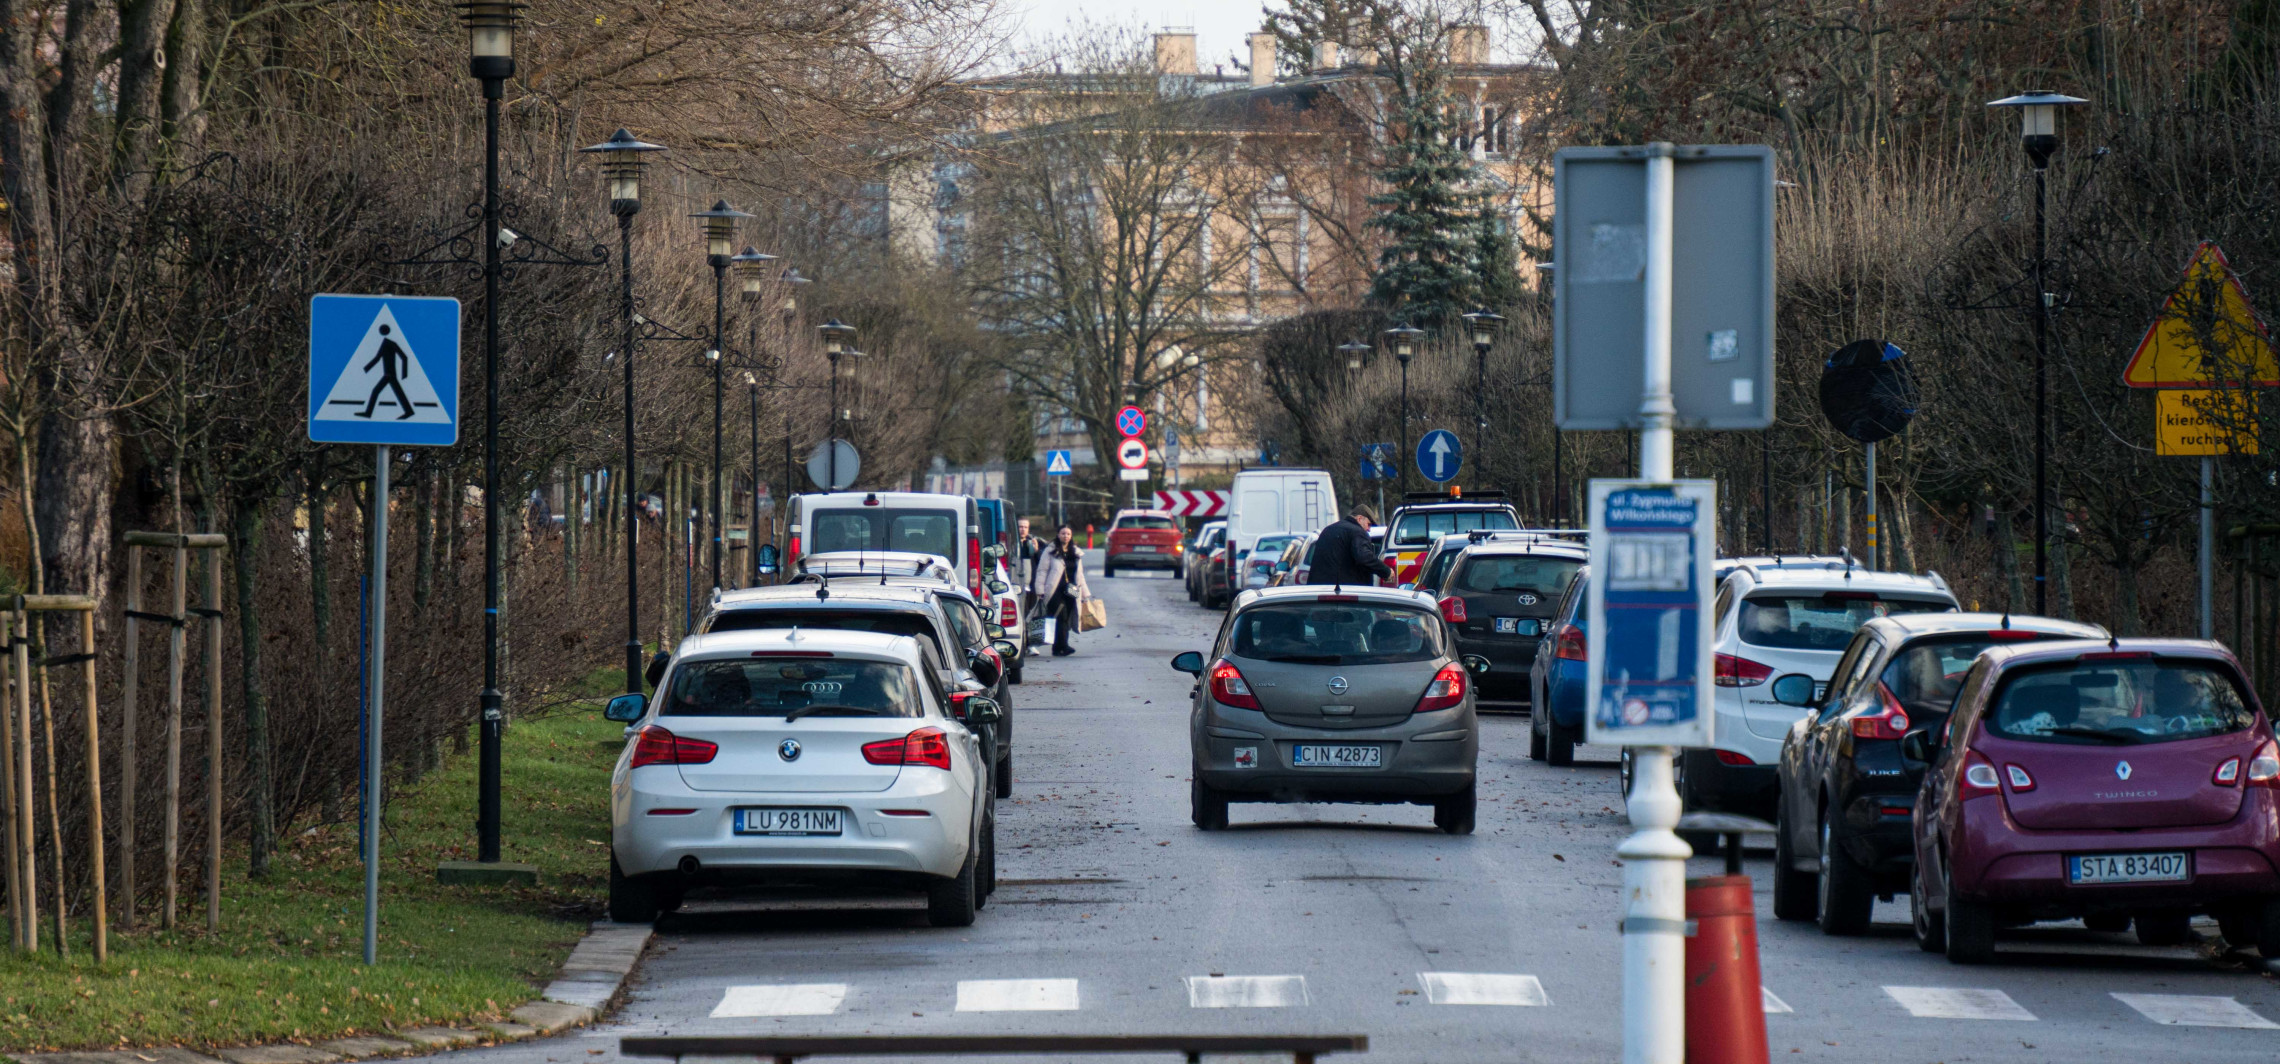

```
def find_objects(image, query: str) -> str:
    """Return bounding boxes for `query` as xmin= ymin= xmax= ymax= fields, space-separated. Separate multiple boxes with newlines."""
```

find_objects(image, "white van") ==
xmin=1221 ymin=468 xmax=1338 ymax=595
xmin=785 ymin=491 xmax=986 ymax=597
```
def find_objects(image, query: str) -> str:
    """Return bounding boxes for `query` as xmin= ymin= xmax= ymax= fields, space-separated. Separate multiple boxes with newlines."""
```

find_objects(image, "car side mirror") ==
xmin=963 ymin=695 xmax=1002 ymax=724
xmin=1399 ymin=582 xmax=1415 ymax=591
xmin=755 ymin=543 xmax=780 ymax=574
xmin=991 ymin=638 xmax=1019 ymax=658
xmin=1461 ymin=654 xmax=1493 ymax=676
xmin=644 ymin=651 xmax=671 ymax=690
xmin=968 ymin=650 xmax=1003 ymax=688
xmin=985 ymin=620 xmax=1007 ymax=638
xmin=1770 ymin=673 xmax=1816 ymax=707
xmin=603 ymin=693 xmax=646 ymax=723
xmin=1171 ymin=651 xmax=1206 ymax=675
xmin=986 ymin=579 xmax=1010 ymax=595
xmin=1899 ymin=728 xmax=1936 ymax=764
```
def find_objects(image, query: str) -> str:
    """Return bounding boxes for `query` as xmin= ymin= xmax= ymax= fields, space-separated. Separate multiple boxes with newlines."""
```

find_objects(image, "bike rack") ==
xmin=622 ymin=1033 xmax=1369 ymax=1064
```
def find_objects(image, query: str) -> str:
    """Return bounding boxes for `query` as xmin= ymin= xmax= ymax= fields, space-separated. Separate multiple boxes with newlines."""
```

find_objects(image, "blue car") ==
xmin=1527 ymin=564 xmax=1589 ymax=766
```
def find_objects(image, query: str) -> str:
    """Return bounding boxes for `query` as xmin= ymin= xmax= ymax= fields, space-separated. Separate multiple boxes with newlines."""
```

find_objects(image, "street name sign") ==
xmin=1552 ymin=146 xmax=1775 ymax=430
xmin=1584 ymin=479 xmax=1715 ymax=748
xmin=2124 ymin=242 xmax=2278 ymax=388
xmin=308 ymin=294 xmax=461 ymax=446
xmin=1043 ymin=450 xmax=1074 ymax=476
xmin=1416 ymin=429 xmax=1463 ymax=484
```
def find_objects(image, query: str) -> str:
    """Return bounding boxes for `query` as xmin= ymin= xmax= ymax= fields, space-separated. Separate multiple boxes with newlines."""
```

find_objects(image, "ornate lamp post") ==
xmin=1384 ymin=324 xmax=1424 ymax=494
xmin=579 ymin=129 xmax=667 ymax=697
xmin=1461 ymin=309 xmax=1504 ymax=489
xmin=692 ymin=201 xmax=752 ymax=593
xmin=818 ymin=319 xmax=858 ymax=490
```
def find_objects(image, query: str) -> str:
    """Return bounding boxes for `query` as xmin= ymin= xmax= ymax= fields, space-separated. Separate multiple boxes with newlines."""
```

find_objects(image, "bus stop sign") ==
xmin=1584 ymin=479 xmax=1716 ymax=748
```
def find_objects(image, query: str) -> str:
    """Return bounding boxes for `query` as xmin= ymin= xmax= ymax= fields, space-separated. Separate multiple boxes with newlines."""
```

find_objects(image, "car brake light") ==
xmin=1850 ymin=683 xmax=1912 ymax=740
xmin=1713 ymin=750 xmax=1756 ymax=767
xmin=1000 ymin=598 xmax=1019 ymax=626
xmin=1554 ymin=625 xmax=1587 ymax=661
xmin=2004 ymin=764 xmax=2036 ymax=791
xmin=1984 ymin=630 xmax=2040 ymax=641
xmin=1317 ymin=594 xmax=1359 ymax=602
xmin=1439 ymin=596 xmax=1468 ymax=624
xmin=1415 ymin=662 xmax=1468 ymax=713
xmin=2248 ymin=739 xmax=2280 ymax=787
xmin=862 ymin=727 xmax=951 ymax=770
xmin=1210 ymin=660 xmax=1262 ymax=710
xmin=2215 ymin=757 xmax=2243 ymax=785
xmin=969 ymin=537 xmax=983 ymax=593
xmin=1961 ymin=752 xmax=2001 ymax=798
xmin=1823 ymin=591 xmax=1880 ymax=601
xmin=1714 ymin=653 xmax=1774 ymax=687
xmin=2079 ymin=651 xmax=2154 ymax=661
xmin=629 ymin=725 xmax=718 ymax=769
xmin=787 ymin=534 xmax=802 ymax=565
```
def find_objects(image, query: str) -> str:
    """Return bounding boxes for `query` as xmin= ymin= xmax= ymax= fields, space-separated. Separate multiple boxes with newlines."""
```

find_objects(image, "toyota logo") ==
xmin=1517 ymin=593 xmax=1539 ymax=605
xmin=779 ymin=739 xmax=802 ymax=762
xmin=1327 ymin=676 xmax=1350 ymax=696
xmin=2115 ymin=760 xmax=2132 ymax=781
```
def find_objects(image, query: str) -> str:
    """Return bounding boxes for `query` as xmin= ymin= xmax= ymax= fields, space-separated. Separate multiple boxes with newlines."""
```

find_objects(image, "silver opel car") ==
xmin=1175 ymin=585 xmax=1484 ymax=834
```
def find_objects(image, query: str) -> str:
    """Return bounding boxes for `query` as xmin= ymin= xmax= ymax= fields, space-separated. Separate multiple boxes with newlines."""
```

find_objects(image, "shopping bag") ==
xmin=1040 ymin=618 xmax=1057 ymax=647
xmin=1078 ymin=596 xmax=1108 ymax=632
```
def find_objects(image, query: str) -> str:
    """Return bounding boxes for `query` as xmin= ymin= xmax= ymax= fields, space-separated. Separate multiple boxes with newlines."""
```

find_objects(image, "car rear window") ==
xmin=662 ymin=659 xmax=923 ymax=718
xmin=1392 ymin=509 xmax=1517 ymax=547
xmin=1453 ymin=555 xmax=1582 ymax=597
xmin=1879 ymin=635 xmax=2061 ymax=714
xmin=1986 ymin=659 xmax=2254 ymax=745
xmin=1230 ymin=603 xmax=1442 ymax=665
xmin=1117 ymin=515 xmax=1177 ymax=530
xmin=707 ymin=609 xmax=947 ymax=659
xmin=1249 ymin=535 xmax=1296 ymax=558
xmin=1737 ymin=595 xmax=1951 ymax=651
xmin=811 ymin=508 xmax=959 ymax=557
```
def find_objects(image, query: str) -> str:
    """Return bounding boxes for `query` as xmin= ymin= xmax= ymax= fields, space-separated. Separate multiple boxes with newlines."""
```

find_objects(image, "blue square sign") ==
xmin=308 ymin=294 xmax=461 ymax=446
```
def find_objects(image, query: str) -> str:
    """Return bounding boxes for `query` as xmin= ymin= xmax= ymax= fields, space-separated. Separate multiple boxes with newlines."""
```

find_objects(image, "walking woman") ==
xmin=1028 ymin=524 xmax=1091 ymax=656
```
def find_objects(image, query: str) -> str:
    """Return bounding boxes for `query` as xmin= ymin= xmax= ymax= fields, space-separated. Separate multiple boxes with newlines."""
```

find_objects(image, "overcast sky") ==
xmin=1001 ymin=0 xmax=1273 ymax=73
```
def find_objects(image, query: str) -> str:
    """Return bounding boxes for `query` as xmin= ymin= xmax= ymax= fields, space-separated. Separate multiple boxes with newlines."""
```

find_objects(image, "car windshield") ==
xmin=1986 ymin=659 xmax=2254 ymax=745
xmin=1392 ymin=509 xmax=1517 ymax=547
xmin=1249 ymin=535 xmax=1296 ymax=558
xmin=1879 ymin=635 xmax=2054 ymax=715
xmin=811 ymin=508 xmax=960 ymax=557
xmin=1118 ymin=515 xmax=1177 ymax=530
xmin=1230 ymin=603 xmax=1442 ymax=665
xmin=1738 ymin=595 xmax=1951 ymax=651
xmin=1454 ymin=555 xmax=1582 ymax=597
xmin=707 ymin=609 xmax=948 ymax=660
xmin=663 ymin=658 xmax=923 ymax=718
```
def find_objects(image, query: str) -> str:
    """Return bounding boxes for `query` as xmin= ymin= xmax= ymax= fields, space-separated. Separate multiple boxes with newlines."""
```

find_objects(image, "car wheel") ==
xmin=1910 ymin=860 xmax=1945 ymax=953
xmin=2249 ymin=898 xmax=2280 ymax=958
xmin=1527 ymin=708 xmax=1547 ymax=761
xmin=2085 ymin=912 xmax=2132 ymax=934
xmin=1942 ymin=871 xmax=1996 ymax=964
xmin=926 ymin=833 xmax=981 ymax=927
xmin=977 ymin=794 xmax=997 ymax=905
xmin=608 ymin=854 xmax=659 ymax=925
xmin=1008 ymin=660 xmax=1024 ymax=685
xmin=1770 ymin=800 xmax=1817 ymax=922
xmin=1191 ymin=775 xmax=1230 ymax=831
xmin=1103 ymin=564 xmax=1116 ymax=577
xmin=655 ymin=883 xmax=686 ymax=915
xmin=1545 ymin=713 xmax=1576 ymax=767
xmin=995 ymin=751 xmax=1014 ymax=799
xmin=2134 ymin=910 xmax=2192 ymax=946
xmin=1433 ymin=784 xmax=1477 ymax=835
xmin=1816 ymin=814 xmax=1874 ymax=936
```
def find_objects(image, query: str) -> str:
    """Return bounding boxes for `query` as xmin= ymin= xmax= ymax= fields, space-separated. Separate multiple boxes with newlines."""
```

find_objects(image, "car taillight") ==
xmin=1414 ymin=663 xmax=1468 ymax=713
xmin=1713 ymin=653 xmax=1774 ymax=687
xmin=1984 ymin=629 xmax=2040 ymax=641
xmin=787 ymin=534 xmax=802 ymax=565
xmin=999 ymin=598 xmax=1019 ymax=626
xmin=1554 ymin=625 xmax=1587 ymax=661
xmin=2248 ymin=739 xmax=2280 ymax=787
xmin=629 ymin=725 xmax=718 ymax=769
xmin=1713 ymin=750 xmax=1756 ymax=767
xmin=863 ymin=727 xmax=951 ymax=770
xmin=2004 ymin=764 xmax=2036 ymax=792
xmin=1209 ymin=659 xmax=1262 ymax=710
xmin=1960 ymin=752 xmax=2001 ymax=798
xmin=1850 ymin=683 xmax=1912 ymax=740
xmin=1439 ymin=596 xmax=1468 ymax=624
xmin=968 ymin=537 xmax=983 ymax=593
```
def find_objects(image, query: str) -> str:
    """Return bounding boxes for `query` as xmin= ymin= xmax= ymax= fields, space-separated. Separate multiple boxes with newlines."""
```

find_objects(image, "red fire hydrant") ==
xmin=1685 ymin=874 xmax=1769 ymax=1064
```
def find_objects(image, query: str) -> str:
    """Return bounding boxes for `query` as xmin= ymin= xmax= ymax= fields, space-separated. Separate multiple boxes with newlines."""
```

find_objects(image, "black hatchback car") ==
xmin=1770 ymin=612 xmax=2105 ymax=933
xmin=1433 ymin=539 xmax=1585 ymax=704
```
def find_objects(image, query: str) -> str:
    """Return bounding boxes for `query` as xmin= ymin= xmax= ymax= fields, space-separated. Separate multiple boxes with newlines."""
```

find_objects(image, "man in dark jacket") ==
xmin=1305 ymin=506 xmax=1394 ymax=586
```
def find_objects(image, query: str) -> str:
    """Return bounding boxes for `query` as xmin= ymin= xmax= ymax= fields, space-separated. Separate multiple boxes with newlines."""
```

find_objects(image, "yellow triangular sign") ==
xmin=2123 ymin=242 xmax=2278 ymax=388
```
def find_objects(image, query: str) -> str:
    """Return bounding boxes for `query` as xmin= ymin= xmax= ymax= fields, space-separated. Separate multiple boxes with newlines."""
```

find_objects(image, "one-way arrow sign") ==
xmin=1417 ymin=429 xmax=1462 ymax=484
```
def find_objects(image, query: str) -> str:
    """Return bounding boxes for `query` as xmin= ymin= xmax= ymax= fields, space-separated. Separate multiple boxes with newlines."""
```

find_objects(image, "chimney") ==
xmin=1249 ymin=32 xmax=1277 ymax=87
xmin=1314 ymin=40 xmax=1341 ymax=72
xmin=1448 ymin=24 xmax=1489 ymax=65
xmin=1154 ymin=30 xmax=1199 ymax=76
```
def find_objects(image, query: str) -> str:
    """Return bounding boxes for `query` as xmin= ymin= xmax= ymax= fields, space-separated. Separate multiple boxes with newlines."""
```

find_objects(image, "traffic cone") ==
xmin=1685 ymin=874 xmax=1769 ymax=1064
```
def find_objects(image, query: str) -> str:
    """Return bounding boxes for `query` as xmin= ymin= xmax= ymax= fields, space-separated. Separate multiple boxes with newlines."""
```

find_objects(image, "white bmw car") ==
xmin=606 ymin=628 xmax=998 ymax=927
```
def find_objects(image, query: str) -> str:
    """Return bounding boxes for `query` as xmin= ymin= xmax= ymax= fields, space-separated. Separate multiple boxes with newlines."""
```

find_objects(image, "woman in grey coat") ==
xmin=1028 ymin=525 xmax=1091 ymax=656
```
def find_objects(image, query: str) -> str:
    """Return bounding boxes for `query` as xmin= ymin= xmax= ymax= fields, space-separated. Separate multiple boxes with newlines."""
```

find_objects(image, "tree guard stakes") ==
xmin=118 ymin=530 xmax=229 ymax=936
xmin=0 ymin=594 xmax=104 ymax=961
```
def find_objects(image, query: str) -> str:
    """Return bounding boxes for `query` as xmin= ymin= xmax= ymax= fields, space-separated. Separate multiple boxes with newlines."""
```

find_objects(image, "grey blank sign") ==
xmin=805 ymin=438 xmax=861 ymax=490
xmin=1553 ymin=145 xmax=1775 ymax=430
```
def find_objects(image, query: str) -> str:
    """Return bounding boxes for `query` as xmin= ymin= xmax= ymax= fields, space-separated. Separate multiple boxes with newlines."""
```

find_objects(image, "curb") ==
xmin=10 ymin=922 xmax=652 ymax=1064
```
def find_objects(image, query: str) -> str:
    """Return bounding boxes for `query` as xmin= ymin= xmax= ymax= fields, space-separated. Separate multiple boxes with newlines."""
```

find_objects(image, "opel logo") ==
xmin=779 ymin=739 xmax=802 ymax=762
xmin=1327 ymin=676 xmax=1350 ymax=696
xmin=2115 ymin=760 xmax=2132 ymax=780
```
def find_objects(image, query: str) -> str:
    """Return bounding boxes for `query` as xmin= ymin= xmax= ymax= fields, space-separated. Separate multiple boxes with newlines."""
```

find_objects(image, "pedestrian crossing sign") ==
xmin=1043 ymin=450 xmax=1074 ymax=476
xmin=308 ymin=294 xmax=461 ymax=446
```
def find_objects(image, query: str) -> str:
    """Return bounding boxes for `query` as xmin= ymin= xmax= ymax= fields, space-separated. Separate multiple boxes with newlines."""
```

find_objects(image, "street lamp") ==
xmin=1460 ymin=309 xmax=1504 ymax=488
xmin=692 ymin=201 xmax=752 ymax=594
xmin=818 ymin=319 xmax=858 ymax=490
xmin=1988 ymin=89 xmax=2085 ymax=616
xmin=1340 ymin=340 xmax=1371 ymax=372
xmin=579 ymin=128 xmax=667 ymax=698
xmin=1384 ymin=323 xmax=1424 ymax=493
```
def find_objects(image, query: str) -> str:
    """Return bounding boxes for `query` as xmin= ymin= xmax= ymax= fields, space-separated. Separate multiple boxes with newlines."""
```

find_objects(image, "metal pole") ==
xmin=1864 ymin=440 xmax=1878 ymax=570
xmin=476 ymin=81 xmax=504 ymax=865
xmin=2200 ymin=456 xmax=2215 ymax=639
xmin=711 ymin=263 xmax=725 ymax=593
xmin=1474 ymin=342 xmax=1487 ymax=488
xmin=364 ymin=445 xmax=390 ymax=966
xmin=1761 ymin=431 xmax=1773 ymax=552
xmin=1619 ymin=140 xmax=1686 ymax=1064
xmin=619 ymin=213 xmax=643 ymax=696
xmin=749 ymin=382 xmax=761 ymax=587
xmin=205 ymin=555 xmax=223 ymax=931
xmin=827 ymin=352 xmax=840 ymax=490
xmin=1398 ymin=353 xmax=1412 ymax=495
xmin=1552 ymin=431 xmax=1563 ymax=527
xmin=79 ymin=610 xmax=105 ymax=963
xmin=2031 ymin=164 xmax=2049 ymax=615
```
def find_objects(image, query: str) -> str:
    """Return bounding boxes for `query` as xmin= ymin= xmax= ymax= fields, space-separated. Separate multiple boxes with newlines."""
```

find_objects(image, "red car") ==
xmin=1906 ymin=637 xmax=2280 ymax=963
xmin=1104 ymin=509 xmax=1181 ymax=577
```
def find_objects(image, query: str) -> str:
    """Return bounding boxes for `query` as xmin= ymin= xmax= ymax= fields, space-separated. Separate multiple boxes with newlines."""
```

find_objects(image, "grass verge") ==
xmin=0 ymin=704 xmax=625 ymax=1055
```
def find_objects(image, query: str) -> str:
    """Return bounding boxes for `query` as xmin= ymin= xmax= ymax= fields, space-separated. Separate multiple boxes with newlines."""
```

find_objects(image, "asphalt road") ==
xmin=451 ymin=558 xmax=2280 ymax=1064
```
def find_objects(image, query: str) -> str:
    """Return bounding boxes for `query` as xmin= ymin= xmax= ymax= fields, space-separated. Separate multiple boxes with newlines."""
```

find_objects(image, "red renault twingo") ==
xmin=1906 ymin=638 xmax=2280 ymax=963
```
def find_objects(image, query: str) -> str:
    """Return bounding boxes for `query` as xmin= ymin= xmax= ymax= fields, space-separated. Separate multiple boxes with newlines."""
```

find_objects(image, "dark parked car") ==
xmin=1435 ymin=540 xmax=1585 ymax=705
xmin=1527 ymin=564 xmax=1590 ymax=765
xmin=1906 ymin=638 xmax=2280 ymax=963
xmin=1770 ymin=612 xmax=2105 ymax=934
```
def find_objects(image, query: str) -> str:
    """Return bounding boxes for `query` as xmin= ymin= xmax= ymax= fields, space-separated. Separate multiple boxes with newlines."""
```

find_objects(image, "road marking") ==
xmin=2112 ymin=993 xmax=2280 ymax=1029
xmin=1761 ymin=987 xmax=1792 ymax=1014
xmin=957 ymin=979 xmax=1081 ymax=1012
xmin=711 ymin=984 xmax=847 ymax=1018
xmin=1882 ymin=986 xmax=2037 ymax=1021
xmin=1187 ymin=975 xmax=1309 ymax=1008
xmin=1417 ymin=972 xmax=1548 ymax=1006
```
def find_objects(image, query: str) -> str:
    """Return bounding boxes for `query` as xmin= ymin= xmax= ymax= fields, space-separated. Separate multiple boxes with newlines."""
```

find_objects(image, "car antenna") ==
xmin=2109 ymin=632 xmax=2121 ymax=651
xmin=1839 ymin=547 xmax=1855 ymax=580
xmin=2000 ymin=608 xmax=2010 ymax=630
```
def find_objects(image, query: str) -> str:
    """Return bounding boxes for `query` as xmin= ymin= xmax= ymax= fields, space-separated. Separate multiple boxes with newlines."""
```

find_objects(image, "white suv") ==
xmin=1682 ymin=563 xmax=1957 ymax=818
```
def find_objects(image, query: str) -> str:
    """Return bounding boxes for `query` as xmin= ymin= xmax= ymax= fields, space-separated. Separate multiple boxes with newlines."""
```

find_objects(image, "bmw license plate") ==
xmin=1493 ymin=617 xmax=1540 ymax=636
xmin=1292 ymin=744 xmax=1382 ymax=768
xmin=736 ymin=808 xmax=843 ymax=836
xmin=2068 ymin=851 xmax=2188 ymax=885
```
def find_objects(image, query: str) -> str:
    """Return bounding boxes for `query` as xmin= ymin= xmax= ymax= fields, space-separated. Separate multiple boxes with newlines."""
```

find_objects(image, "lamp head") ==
xmin=818 ymin=318 xmax=857 ymax=356
xmin=1383 ymin=323 xmax=1424 ymax=358
xmin=455 ymin=0 xmax=523 ymax=81
xmin=578 ymin=129 xmax=666 ymax=215
xmin=1460 ymin=308 xmax=1505 ymax=347
xmin=1338 ymin=340 xmax=1372 ymax=371
xmin=692 ymin=200 xmax=753 ymax=264
xmin=1988 ymin=90 xmax=2086 ymax=168
xmin=732 ymin=247 xmax=778 ymax=298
